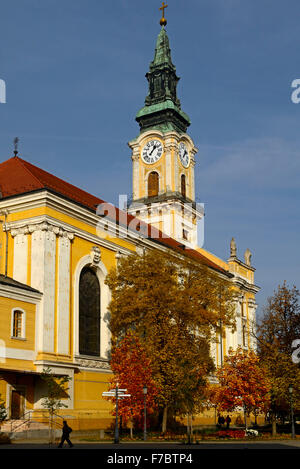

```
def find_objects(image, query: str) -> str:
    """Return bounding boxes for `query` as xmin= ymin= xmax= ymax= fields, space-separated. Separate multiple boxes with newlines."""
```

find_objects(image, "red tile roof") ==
xmin=0 ymin=156 xmax=230 ymax=276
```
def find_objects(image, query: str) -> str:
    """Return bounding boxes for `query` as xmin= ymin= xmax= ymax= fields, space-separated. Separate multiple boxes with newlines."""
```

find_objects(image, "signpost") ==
xmin=102 ymin=385 xmax=131 ymax=444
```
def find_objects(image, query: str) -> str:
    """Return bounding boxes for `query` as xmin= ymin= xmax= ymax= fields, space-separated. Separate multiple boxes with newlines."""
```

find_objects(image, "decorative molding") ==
xmin=91 ymin=246 xmax=101 ymax=266
xmin=8 ymin=221 xmax=74 ymax=240
xmin=75 ymin=357 xmax=111 ymax=371
xmin=0 ymin=284 xmax=42 ymax=302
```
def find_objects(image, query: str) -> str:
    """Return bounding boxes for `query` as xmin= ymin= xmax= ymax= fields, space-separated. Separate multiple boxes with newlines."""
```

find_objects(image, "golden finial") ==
xmin=159 ymin=2 xmax=168 ymax=26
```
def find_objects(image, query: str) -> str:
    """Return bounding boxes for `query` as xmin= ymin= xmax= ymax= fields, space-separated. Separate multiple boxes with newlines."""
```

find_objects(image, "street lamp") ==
xmin=114 ymin=385 xmax=119 ymax=444
xmin=288 ymin=385 xmax=295 ymax=439
xmin=143 ymin=386 xmax=148 ymax=441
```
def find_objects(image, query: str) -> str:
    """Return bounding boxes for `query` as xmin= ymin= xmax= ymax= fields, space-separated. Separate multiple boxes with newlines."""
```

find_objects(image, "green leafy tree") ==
xmin=256 ymin=282 xmax=300 ymax=435
xmin=105 ymin=248 xmax=236 ymax=432
xmin=0 ymin=394 xmax=7 ymax=422
xmin=41 ymin=368 xmax=71 ymax=444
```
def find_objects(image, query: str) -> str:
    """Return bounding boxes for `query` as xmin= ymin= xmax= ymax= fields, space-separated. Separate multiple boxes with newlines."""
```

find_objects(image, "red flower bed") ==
xmin=215 ymin=430 xmax=246 ymax=439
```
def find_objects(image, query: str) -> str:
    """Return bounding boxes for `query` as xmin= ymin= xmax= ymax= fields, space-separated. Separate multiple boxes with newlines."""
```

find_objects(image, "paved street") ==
xmin=1 ymin=440 xmax=300 ymax=450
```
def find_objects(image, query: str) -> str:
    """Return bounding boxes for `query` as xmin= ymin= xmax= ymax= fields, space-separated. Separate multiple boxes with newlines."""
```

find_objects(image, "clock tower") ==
xmin=128 ymin=12 xmax=203 ymax=248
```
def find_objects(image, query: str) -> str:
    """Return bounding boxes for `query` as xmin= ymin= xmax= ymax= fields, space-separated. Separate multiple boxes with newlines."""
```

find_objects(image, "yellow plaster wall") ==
xmin=0 ymin=296 xmax=36 ymax=352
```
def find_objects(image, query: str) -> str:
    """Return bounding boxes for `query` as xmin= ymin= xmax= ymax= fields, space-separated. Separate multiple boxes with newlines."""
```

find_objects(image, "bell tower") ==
xmin=128 ymin=7 xmax=203 ymax=248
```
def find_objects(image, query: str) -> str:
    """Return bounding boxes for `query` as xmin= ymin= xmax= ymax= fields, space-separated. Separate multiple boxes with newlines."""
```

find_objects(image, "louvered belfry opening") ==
xmin=148 ymin=171 xmax=159 ymax=197
xmin=181 ymin=174 xmax=186 ymax=198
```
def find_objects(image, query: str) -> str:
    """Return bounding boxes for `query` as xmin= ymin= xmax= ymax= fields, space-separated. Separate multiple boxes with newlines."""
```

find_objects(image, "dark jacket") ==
xmin=62 ymin=423 xmax=72 ymax=436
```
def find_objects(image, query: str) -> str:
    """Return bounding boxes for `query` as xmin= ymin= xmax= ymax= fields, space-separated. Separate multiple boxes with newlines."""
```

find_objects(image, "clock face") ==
xmin=179 ymin=142 xmax=190 ymax=168
xmin=142 ymin=140 xmax=163 ymax=164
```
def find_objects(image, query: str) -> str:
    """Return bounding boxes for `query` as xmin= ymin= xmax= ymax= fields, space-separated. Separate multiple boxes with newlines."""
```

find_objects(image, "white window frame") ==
xmin=11 ymin=308 xmax=26 ymax=340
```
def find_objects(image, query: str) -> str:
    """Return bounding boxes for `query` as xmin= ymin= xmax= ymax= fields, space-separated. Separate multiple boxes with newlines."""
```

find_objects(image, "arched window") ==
xmin=79 ymin=267 xmax=100 ymax=356
xmin=148 ymin=172 xmax=159 ymax=197
xmin=181 ymin=174 xmax=186 ymax=198
xmin=242 ymin=324 xmax=247 ymax=347
xmin=12 ymin=310 xmax=24 ymax=338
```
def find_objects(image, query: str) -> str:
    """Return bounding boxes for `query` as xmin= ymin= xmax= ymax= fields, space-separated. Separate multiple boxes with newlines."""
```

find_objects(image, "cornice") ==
xmin=228 ymin=256 xmax=256 ymax=272
xmin=0 ymin=284 xmax=42 ymax=303
xmin=7 ymin=221 xmax=75 ymax=241
xmin=74 ymin=356 xmax=111 ymax=372
xmin=231 ymin=274 xmax=260 ymax=294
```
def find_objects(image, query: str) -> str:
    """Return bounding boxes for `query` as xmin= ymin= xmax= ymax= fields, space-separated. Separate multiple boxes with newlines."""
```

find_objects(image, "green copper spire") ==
xmin=151 ymin=27 xmax=175 ymax=72
xmin=136 ymin=25 xmax=191 ymax=134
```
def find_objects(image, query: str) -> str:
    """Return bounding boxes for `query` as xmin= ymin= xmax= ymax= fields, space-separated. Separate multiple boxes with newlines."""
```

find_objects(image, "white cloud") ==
xmin=196 ymin=137 xmax=300 ymax=193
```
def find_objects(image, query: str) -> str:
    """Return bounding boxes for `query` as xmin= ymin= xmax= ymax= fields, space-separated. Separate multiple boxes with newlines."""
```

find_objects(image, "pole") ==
xmin=143 ymin=393 xmax=147 ymax=441
xmin=114 ymin=385 xmax=119 ymax=444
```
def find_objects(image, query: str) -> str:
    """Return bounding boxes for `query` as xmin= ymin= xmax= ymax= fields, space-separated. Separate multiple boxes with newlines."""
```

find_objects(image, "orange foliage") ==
xmin=210 ymin=347 xmax=271 ymax=415
xmin=105 ymin=331 xmax=159 ymax=424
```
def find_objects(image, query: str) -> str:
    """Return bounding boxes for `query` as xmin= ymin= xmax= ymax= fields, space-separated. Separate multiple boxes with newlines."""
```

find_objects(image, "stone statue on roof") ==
xmin=230 ymin=237 xmax=237 ymax=258
xmin=244 ymin=248 xmax=252 ymax=266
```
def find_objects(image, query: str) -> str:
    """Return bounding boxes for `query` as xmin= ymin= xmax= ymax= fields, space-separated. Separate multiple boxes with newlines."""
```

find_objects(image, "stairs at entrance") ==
xmin=1 ymin=419 xmax=54 ymax=440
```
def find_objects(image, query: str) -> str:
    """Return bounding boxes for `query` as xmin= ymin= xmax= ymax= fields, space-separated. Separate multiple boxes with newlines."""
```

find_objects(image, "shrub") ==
xmin=215 ymin=430 xmax=246 ymax=439
xmin=0 ymin=433 xmax=11 ymax=444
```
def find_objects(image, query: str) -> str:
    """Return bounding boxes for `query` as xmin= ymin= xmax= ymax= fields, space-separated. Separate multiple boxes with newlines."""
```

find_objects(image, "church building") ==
xmin=0 ymin=11 xmax=259 ymax=430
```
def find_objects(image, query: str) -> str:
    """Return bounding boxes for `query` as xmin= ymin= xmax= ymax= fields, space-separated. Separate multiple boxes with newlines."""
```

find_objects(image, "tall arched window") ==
xmin=181 ymin=174 xmax=186 ymax=198
xmin=148 ymin=172 xmax=159 ymax=197
xmin=242 ymin=324 xmax=247 ymax=347
xmin=79 ymin=267 xmax=100 ymax=356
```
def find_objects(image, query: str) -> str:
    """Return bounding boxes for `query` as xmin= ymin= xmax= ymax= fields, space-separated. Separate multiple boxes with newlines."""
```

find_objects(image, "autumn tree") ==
xmin=106 ymin=331 xmax=158 ymax=433
xmin=211 ymin=347 xmax=270 ymax=430
xmin=256 ymin=282 xmax=300 ymax=435
xmin=105 ymin=248 xmax=236 ymax=432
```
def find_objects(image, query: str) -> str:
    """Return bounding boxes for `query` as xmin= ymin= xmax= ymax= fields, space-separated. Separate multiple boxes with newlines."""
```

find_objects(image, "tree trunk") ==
xmin=161 ymin=406 xmax=168 ymax=434
xmin=271 ymin=412 xmax=277 ymax=436
xmin=244 ymin=405 xmax=248 ymax=432
xmin=129 ymin=420 xmax=133 ymax=439
xmin=186 ymin=413 xmax=191 ymax=444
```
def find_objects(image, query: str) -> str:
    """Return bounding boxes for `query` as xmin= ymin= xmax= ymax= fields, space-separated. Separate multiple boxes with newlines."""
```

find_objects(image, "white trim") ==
xmin=0 ymin=347 xmax=35 ymax=361
xmin=73 ymin=254 xmax=111 ymax=361
xmin=6 ymin=212 xmax=133 ymax=256
xmin=0 ymin=284 xmax=42 ymax=303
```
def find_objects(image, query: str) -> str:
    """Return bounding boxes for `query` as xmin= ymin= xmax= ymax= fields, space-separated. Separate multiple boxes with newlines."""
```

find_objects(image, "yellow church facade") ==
xmin=0 ymin=16 xmax=259 ymax=432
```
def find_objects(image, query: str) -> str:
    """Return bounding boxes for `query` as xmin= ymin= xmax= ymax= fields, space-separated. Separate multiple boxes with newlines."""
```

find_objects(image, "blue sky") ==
xmin=1 ymin=0 xmax=300 ymax=314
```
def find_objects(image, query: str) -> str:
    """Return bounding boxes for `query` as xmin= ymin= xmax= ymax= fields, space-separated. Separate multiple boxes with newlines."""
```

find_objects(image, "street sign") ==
xmin=101 ymin=386 xmax=131 ymax=444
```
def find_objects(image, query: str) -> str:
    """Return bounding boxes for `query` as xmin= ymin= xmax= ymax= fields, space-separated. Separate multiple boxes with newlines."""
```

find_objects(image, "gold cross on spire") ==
xmin=159 ymin=2 xmax=168 ymax=26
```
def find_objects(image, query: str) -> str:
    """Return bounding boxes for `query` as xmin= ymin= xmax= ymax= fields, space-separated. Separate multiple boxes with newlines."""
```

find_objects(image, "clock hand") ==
xmin=149 ymin=144 xmax=157 ymax=156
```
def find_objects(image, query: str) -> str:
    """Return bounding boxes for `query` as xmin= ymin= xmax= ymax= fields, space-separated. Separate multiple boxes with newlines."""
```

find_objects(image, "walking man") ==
xmin=225 ymin=415 xmax=231 ymax=429
xmin=58 ymin=420 xmax=74 ymax=448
